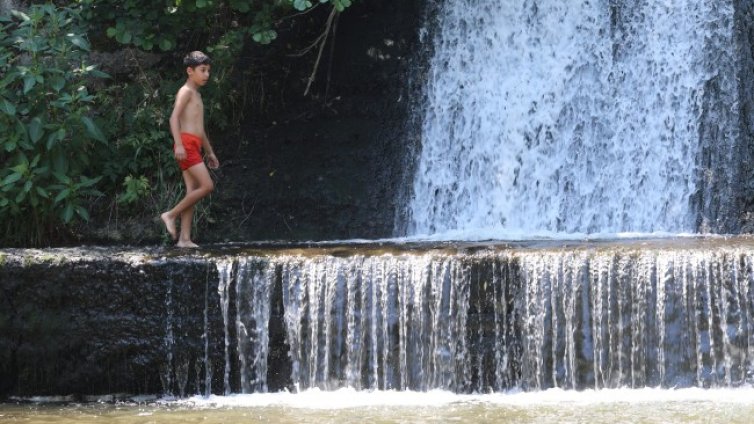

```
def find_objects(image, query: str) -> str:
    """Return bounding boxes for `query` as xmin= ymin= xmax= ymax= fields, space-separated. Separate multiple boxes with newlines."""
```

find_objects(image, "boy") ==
xmin=160 ymin=51 xmax=219 ymax=248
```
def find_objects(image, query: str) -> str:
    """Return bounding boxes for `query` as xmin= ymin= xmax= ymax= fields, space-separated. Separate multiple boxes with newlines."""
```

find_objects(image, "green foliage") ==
xmin=0 ymin=0 xmax=357 ymax=246
xmin=0 ymin=4 xmax=107 ymax=245
xmin=118 ymin=175 xmax=150 ymax=205
xmin=292 ymin=0 xmax=350 ymax=12
xmin=78 ymin=0 xmax=356 ymax=49
xmin=95 ymin=70 xmax=181 ymax=215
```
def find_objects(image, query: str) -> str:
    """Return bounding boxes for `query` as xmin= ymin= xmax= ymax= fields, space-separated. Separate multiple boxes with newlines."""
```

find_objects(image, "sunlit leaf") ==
xmin=66 ymin=33 xmax=90 ymax=51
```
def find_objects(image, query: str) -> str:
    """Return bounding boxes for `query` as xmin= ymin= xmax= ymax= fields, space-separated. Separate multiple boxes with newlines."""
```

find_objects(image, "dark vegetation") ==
xmin=0 ymin=0 xmax=375 ymax=246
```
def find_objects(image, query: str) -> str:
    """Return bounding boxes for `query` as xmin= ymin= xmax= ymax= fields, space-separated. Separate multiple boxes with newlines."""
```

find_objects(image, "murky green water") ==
xmin=3 ymin=389 xmax=754 ymax=423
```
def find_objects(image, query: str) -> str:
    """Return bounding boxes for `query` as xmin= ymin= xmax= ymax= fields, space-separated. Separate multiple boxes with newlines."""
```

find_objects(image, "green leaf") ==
xmin=11 ymin=10 xmax=30 ymax=21
xmin=28 ymin=117 xmax=43 ymax=143
xmin=253 ymin=30 xmax=277 ymax=45
xmin=66 ymin=34 xmax=90 ymax=51
xmin=196 ymin=0 xmax=208 ymax=7
xmin=53 ymin=172 xmax=71 ymax=184
xmin=75 ymin=205 xmax=90 ymax=221
xmin=81 ymin=116 xmax=105 ymax=142
xmin=49 ymin=75 xmax=65 ymax=92
xmin=53 ymin=154 xmax=67 ymax=174
xmin=159 ymin=38 xmax=173 ymax=51
xmin=0 ymin=98 xmax=15 ymax=116
xmin=15 ymin=189 xmax=26 ymax=203
xmin=36 ymin=186 xmax=49 ymax=198
xmin=79 ymin=175 xmax=102 ymax=188
xmin=88 ymin=69 xmax=111 ymax=79
xmin=106 ymin=27 xmax=117 ymax=38
xmin=54 ymin=188 xmax=71 ymax=203
xmin=2 ymin=173 xmax=22 ymax=186
xmin=333 ymin=0 xmax=352 ymax=11
xmin=62 ymin=203 xmax=74 ymax=223
xmin=23 ymin=75 xmax=36 ymax=94
xmin=116 ymin=31 xmax=132 ymax=44
xmin=292 ymin=0 xmax=312 ymax=11
xmin=46 ymin=128 xmax=65 ymax=149
xmin=10 ymin=163 xmax=28 ymax=174
xmin=231 ymin=0 xmax=250 ymax=12
xmin=4 ymin=139 xmax=16 ymax=152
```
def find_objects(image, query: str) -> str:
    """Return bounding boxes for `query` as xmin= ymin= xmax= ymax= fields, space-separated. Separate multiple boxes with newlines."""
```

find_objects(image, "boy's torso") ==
xmin=179 ymin=86 xmax=205 ymax=137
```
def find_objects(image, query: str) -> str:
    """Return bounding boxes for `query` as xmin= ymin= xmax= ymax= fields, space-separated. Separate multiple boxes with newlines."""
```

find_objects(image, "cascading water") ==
xmin=211 ymin=241 xmax=754 ymax=393
xmin=407 ymin=0 xmax=739 ymax=236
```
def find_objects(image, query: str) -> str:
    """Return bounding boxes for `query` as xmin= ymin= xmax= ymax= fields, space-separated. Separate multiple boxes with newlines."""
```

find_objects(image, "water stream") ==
xmin=205 ymin=238 xmax=754 ymax=394
xmin=1 ymin=0 xmax=751 ymax=421
xmin=408 ymin=0 xmax=739 ymax=235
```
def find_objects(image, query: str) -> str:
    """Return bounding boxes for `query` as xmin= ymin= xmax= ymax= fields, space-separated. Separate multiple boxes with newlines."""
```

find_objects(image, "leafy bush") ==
xmin=77 ymin=0 xmax=354 ymax=51
xmin=0 ymin=4 xmax=108 ymax=245
xmin=0 ymin=0 xmax=356 ymax=246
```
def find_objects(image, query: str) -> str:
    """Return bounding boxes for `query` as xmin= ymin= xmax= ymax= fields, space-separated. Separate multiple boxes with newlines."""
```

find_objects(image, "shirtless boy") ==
xmin=160 ymin=51 xmax=219 ymax=248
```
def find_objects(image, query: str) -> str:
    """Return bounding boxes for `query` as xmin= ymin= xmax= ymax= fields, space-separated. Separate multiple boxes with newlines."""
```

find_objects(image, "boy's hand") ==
xmin=174 ymin=144 xmax=187 ymax=161
xmin=206 ymin=153 xmax=219 ymax=169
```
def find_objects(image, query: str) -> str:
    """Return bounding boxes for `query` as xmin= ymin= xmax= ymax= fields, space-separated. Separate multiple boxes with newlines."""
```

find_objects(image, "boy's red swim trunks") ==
xmin=175 ymin=132 xmax=203 ymax=171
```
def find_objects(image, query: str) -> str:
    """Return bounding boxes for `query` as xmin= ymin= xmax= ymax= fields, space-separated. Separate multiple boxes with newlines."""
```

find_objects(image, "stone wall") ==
xmin=0 ymin=250 xmax=225 ymax=397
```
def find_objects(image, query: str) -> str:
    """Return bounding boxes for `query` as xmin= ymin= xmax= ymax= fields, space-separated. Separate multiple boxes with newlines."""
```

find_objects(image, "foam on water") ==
xmin=177 ymin=387 xmax=754 ymax=409
xmin=307 ymin=230 xmax=710 ymax=245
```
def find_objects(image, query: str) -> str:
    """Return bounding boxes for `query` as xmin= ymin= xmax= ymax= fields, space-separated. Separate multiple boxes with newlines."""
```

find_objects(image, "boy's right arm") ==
xmin=169 ymin=87 xmax=191 ymax=161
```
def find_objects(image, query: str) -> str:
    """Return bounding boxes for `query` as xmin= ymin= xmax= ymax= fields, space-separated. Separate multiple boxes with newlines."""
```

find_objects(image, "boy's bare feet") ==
xmin=160 ymin=212 xmax=177 ymax=240
xmin=176 ymin=240 xmax=199 ymax=248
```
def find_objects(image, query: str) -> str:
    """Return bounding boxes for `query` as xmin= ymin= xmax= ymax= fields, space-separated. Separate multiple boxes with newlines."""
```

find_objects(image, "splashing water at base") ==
xmin=5 ymin=388 xmax=754 ymax=423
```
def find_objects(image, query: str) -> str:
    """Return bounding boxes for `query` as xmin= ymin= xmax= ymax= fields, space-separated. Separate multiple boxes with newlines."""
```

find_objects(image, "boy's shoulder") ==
xmin=176 ymin=84 xmax=195 ymax=96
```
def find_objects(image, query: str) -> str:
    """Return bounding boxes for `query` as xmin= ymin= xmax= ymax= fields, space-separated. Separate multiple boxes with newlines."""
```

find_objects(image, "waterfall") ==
xmin=213 ymin=241 xmax=754 ymax=392
xmin=407 ymin=0 xmax=738 ymax=236
xmin=0 ymin=0 xmax=16 ymax=14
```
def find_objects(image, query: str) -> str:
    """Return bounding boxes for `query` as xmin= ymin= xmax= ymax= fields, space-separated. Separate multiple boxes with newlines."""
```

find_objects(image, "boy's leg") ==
xmin=161 ymin=162 xmax=214 ymax=243
xmin=177 ymin=170 xmax=198 ymax=247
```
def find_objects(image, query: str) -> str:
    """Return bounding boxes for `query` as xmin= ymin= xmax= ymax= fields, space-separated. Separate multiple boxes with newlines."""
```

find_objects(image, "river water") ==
xmin=4 ymin=388 xmax=754 ymax=423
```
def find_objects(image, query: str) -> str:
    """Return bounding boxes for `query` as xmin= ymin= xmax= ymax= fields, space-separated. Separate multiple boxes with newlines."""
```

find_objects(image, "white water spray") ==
xmin=212 ymin=241 xmax=754 ymax=392
xmin=408 ymin=0 xmax=736 ymax=236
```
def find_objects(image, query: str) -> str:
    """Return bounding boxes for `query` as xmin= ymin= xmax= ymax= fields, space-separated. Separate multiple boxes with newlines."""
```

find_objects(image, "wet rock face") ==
xmin=0 ymin=252 xmax=226 ymax=397
xmin=3 ymin=237 xmax=754 ymax=397
xmin=0 ymin=249 xmax=294 ymax=398
xmin=207 ymin=0 xmax=427 ymax=242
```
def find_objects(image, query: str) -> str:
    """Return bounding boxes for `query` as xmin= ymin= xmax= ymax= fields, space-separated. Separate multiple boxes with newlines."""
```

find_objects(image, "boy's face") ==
xmin=187 ymin=64 xmax=211 ymax=86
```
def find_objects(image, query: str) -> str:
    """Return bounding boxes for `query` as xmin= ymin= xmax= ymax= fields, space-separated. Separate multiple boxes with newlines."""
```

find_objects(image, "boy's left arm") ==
xmin=202 ymin=132 xmax=220 ymax=169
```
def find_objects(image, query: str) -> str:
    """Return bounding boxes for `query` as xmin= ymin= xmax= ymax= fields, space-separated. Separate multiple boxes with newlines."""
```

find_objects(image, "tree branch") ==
xmin=303 ymin=6 xmax=337 ymax=97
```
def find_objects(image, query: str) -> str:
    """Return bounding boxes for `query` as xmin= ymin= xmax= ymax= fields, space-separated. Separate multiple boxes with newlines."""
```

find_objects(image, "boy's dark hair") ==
xmin=183 ymin=51 xmax=211 ymax=68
